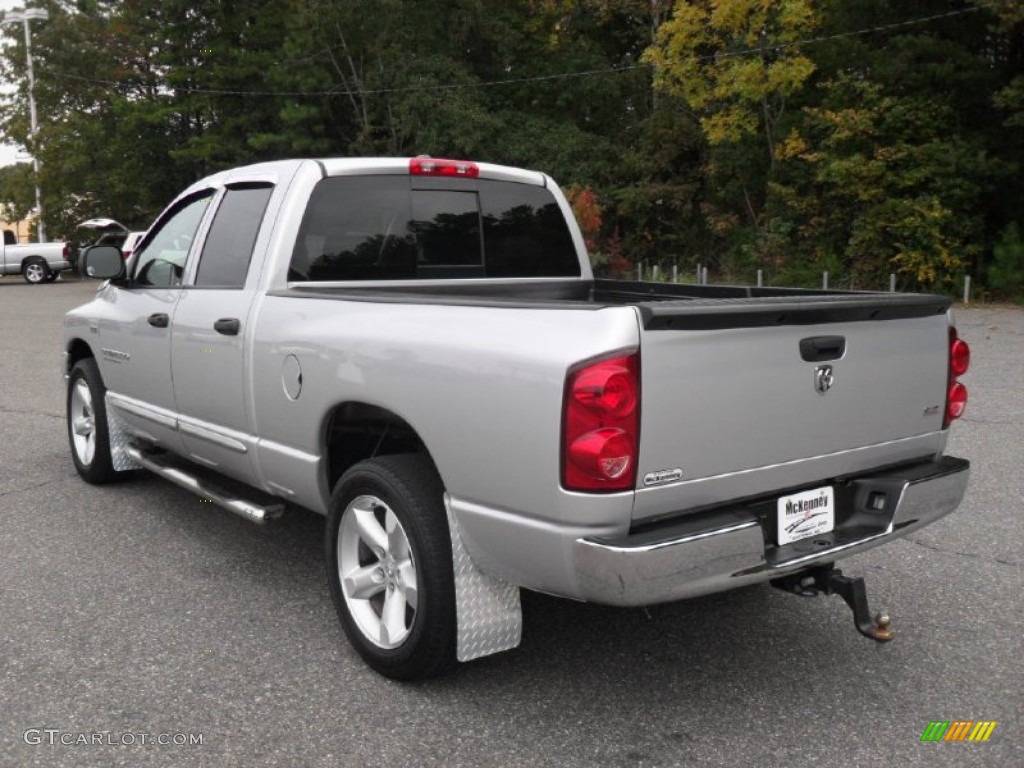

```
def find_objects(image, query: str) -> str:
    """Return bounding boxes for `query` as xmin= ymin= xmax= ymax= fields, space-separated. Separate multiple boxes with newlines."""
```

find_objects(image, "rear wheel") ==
xmin=326 ymin=454 xmax=457 ymax=680
xmin=67 ymin=358 xmax=117 ymax=484
xmin=23 ymin=258 xmax=48 ymax=284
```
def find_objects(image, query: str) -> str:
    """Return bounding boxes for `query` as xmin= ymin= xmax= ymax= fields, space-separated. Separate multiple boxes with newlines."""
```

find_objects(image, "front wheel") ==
xmin=67 ymin=358 xmax=117 ymax=484
xmin=326 ymin=454 xmax=457 ymax=680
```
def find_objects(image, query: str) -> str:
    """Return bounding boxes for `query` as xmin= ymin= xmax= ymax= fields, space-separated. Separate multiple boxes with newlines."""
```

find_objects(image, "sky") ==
xmin=1 ymin=0 xmax=36 ymax=167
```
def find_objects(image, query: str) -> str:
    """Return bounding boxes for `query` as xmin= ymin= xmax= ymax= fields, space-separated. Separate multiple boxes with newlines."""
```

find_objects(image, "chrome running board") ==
xmin=126 ymin=446 xmax=284 ymax=525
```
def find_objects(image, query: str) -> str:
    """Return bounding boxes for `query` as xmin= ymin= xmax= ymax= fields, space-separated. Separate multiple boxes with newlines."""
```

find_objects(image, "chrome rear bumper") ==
xmin=573 ymin=456 xmax=969 ymax=607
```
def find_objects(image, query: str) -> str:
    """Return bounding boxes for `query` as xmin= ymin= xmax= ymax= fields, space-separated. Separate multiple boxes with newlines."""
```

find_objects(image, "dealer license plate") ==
xmin=777 ymin=486 xmax=835 ymax=546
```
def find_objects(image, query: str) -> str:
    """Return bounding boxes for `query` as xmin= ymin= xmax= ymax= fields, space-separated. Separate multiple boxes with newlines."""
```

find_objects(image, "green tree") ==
xmin=772 ymin=77 xmax=992 ymax=288
xmin=988 ymin=223 xmax=1024 ymax=301
xmin=644 ymin=0 xmax=819 ymax=276
xmin=767 ymin=0 xmax=1011 ymax=289
xmin=0 ymin=163 xmax=36 ymax=226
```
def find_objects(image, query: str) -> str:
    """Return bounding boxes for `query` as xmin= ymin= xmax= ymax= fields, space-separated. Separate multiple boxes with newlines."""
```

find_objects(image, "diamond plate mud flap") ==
xmin=105 ymin=394 xmax=142 ymax=472
xmin=445 ymin=496 xmax=522 ymax=662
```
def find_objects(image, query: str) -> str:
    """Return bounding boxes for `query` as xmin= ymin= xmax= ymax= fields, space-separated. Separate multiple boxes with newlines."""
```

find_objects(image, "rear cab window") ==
xmin=288 ymin=176 xmax=580 ymax=282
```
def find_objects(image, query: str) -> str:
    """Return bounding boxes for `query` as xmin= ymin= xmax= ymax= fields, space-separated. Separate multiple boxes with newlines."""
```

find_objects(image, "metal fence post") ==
xmin=672 ymin=265 xmax=678 ymax=283
xmin=823 ymin=271 xmax=829 ymax=290
xmin=964 ymin=275 xmax=971 ymax=305
xmin=757 ymin=269 xmax=763 ymax=287
xmin=889 ymin=273 xmax=896 ymax=292
xmin=652 ymin=265 xmax=660 ymax=282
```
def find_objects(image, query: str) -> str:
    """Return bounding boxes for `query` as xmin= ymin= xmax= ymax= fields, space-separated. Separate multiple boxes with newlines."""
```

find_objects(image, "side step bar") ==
xmin=126 ymin=446 xmax=284 ymax=525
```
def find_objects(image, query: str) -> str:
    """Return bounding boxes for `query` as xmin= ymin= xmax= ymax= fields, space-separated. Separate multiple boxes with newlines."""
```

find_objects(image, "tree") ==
xmin=646 ymin=0 xmax=818 ymax=167
xmin=766 ymin=0 xmax=1008 ymax=289
xmin=0 ymin=163 xmax=37 ymax=227
xmin=643 ymin=0 xmax=819 ymax=276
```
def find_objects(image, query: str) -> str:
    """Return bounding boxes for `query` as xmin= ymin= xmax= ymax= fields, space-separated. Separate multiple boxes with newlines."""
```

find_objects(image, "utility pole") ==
xmin=4 ymin=6 xmax=49 ymax=242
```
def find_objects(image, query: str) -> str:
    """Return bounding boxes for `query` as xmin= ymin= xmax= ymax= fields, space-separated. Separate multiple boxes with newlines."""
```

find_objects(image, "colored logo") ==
xmin=920 ymin=721 xmax=997 ymax=742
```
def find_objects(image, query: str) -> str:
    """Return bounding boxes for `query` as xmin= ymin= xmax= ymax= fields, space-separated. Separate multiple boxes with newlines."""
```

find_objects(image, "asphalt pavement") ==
xmin=0 ymin=276 xmax=1020 ymax=767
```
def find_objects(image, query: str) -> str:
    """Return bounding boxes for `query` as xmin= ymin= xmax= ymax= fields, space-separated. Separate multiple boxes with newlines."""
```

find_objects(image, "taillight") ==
xmin=944 ymin=327 xmax=970 ymax=428
xmin=62 ymin=244 xmax=70 ymax=258
xmin=409 ymin=157 xmax=479 ymax=178
xmin=562 ymin=352 xmax=639 ymax=492
xmin=950 ymin=336 xmax=970 ymax=377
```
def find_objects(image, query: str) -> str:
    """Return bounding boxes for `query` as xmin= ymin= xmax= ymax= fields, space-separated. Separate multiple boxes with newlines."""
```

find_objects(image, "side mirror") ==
xmin=81 ymin=245 xmax=126 ymax=280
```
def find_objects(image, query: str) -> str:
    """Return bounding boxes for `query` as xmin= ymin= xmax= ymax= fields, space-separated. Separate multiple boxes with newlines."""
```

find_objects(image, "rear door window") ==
xmin=194 ymin=184 xmax=274 ymax=288
xmin=290 ymin=176 xmax=580 ymax=281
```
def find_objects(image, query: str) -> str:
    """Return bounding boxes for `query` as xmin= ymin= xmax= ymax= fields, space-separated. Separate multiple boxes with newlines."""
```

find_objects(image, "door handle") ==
xmin=147 ymin=313 xmax=169 ymax=328
xmin=214 ymin=318 xmax=241 ymax=336
xmin=800 ymin=335 xmax=846 ymax=362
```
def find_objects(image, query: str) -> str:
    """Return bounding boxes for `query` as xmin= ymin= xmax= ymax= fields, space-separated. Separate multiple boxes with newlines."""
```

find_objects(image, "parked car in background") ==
xmin=0 ymin=229 xmax=72 ymax=284
xmin=73 ymin=219 xmax=130 ymax=272
xmin=120 ymin=231 xmax=147 ymax=262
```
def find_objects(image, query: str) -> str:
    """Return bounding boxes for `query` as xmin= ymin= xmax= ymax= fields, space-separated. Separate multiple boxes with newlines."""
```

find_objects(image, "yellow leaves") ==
xmin=885 ymin=199 xmax=966 ymax=287
xmin=647 ymin=0 xmax=820 ymax=150
xmin=766 ymin=55 xmax=815 ymax=93
xmin=775 ymin=129 xmax=808 ymax=160
xmin=703 ymin=106 xmax=758 ymax=144
xmin=709 ymin=0 xmax=759 ymax=42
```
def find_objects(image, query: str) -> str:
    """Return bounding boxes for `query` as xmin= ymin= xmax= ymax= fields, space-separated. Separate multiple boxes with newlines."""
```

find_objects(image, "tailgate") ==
xmin=633 ymin=294 xmax=952 ymax=523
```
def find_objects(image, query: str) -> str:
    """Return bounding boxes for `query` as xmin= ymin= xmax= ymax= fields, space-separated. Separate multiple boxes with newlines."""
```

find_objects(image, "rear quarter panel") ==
xmin=250 ymin=296 xmax=639 ymax=522
xmin=249 ymin=296 xmax=641 ymax=595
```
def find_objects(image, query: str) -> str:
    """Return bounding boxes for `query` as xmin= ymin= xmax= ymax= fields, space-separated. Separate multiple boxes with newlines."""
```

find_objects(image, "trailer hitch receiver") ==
xmin=772 ymin=565 xmax=894 ymax=642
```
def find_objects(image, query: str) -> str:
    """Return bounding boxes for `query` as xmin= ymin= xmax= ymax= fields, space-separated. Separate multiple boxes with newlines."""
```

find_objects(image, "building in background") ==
xmin=0 ymin=213 xmax=35 ymax=242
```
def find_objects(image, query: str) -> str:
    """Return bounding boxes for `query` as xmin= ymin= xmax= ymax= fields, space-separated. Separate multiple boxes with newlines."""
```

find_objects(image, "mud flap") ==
xmin=444 ymin=496 xmax=522 ymax=662
xmin=105 ymin=395 xmax=142 ymax=472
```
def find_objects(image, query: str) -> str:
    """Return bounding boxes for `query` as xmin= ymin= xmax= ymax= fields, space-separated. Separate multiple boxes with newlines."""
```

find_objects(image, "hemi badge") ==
xmin=643 ymin=468 xmax=683 ymax=487
xmin=101 ymin=348 xmax=131 ymax=363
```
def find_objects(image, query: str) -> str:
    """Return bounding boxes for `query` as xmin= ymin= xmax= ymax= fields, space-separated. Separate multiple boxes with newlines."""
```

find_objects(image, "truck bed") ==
xmin=275 ymin=277 xmax=951 ymax=327
xmin=273 ymin=277 xmax=953 ymax=526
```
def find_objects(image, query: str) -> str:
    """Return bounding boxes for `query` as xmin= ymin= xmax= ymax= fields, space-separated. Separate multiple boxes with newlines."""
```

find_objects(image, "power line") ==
xmin=37 ymin=3 xmax=996 ymax=99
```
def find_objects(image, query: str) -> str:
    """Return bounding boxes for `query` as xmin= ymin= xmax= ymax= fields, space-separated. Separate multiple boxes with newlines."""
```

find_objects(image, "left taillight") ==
xmin=944 ymin=327 xmax=970 ymax=428
xmin=62 ymin=244 xmax=70 ymax=258
xmin=562 ymin=351 xmax=640 ymax=492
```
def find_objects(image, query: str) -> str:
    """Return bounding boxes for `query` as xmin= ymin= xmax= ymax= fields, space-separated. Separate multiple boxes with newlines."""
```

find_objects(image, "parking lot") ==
xmin=0 ymin=276 xmax=1020 ymax=767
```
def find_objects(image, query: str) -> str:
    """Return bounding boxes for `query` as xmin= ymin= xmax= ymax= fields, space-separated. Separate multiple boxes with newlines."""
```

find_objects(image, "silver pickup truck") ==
xmin=64 ymin=157 xmax=971 ymax=679
xmin=2 ymin=230 xmax=71 ymax=283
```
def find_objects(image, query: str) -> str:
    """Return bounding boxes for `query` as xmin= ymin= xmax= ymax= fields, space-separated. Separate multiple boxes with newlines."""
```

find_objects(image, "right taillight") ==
xmin=562 ymin=351 xmax=640 ymax=492
xmin=944 ymin=327 xmax=970 ymax=428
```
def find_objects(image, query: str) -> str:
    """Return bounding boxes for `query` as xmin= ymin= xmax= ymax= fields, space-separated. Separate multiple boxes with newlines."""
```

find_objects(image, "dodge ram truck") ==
xmin=64 ymin=157 xmax=971 ymax=679
xmin=2 ymin=229 xmax=71 ymax=283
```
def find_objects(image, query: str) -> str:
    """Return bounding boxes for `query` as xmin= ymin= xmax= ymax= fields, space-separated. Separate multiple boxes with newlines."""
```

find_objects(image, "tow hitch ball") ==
xmin=771 ymin=565 xmax=894 ymax=642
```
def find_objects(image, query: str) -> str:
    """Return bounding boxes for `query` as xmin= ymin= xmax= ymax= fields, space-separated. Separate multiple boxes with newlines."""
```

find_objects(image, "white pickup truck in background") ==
xmin=1 ymin=229 xmax=71 ymax=284
xmin=65 ymin=157 xmax=972 ymax=679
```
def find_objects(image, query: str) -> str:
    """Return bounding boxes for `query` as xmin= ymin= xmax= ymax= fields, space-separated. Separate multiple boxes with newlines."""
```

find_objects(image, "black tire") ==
xmin=326 ymin=454 xmax=457 ymax=680
xmin=66 ymin=358 xmax=118 ymax=484
xmin=43 ymin=271 xmax=59 ymax=283
xmin=22 ymin=257 xmax=49 ymax=284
